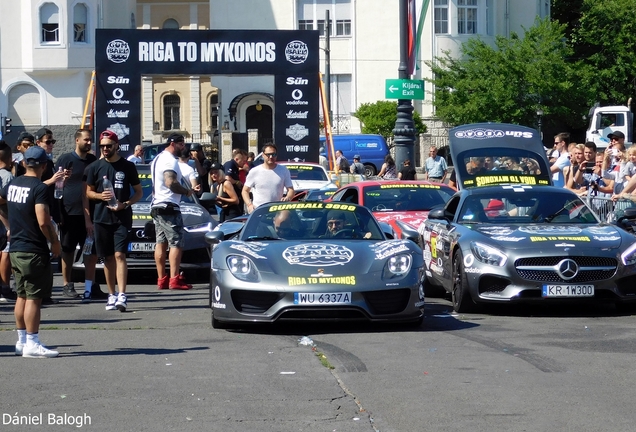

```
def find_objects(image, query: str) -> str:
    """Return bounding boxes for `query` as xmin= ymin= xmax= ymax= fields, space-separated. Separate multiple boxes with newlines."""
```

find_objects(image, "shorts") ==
xmin=10 ymin=252 xmax=52 ymax=300
xmin=94 ymin=223 xmax=130 ymax=256
xmin=152 ymin=212 xmax=185 ymax=248
xmin=60 ymin=215 xmax=93 ymax=254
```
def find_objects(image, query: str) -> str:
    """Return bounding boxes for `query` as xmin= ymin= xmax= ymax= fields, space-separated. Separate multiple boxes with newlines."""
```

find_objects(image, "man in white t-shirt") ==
xmin=127 ymin=145 xmax=143 ymax=164
xmin=150 ymin=133 xmax=200 ymax=290
xmin=550 ymin=132 xmax=571 ymax=188
xmin=177 ymin=147 xmax=199 ymax=189
xmin=242 ymin=143 xmax=294 ymax=213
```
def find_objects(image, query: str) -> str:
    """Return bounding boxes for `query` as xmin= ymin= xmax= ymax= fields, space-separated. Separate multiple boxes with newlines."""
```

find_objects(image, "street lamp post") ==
xmin=392 ymin=0 xmax=416 ymax=169
xmin=536 ymin=108 xmax=544 ymax=142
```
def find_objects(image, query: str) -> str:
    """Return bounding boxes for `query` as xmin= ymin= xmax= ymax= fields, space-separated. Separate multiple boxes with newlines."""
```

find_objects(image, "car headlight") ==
xmin=621 ymin=242 xmax=636 ymax=266
xmin=470 ymin=241 xmax=507 ymax=266
xmin=385 ymin=253 xmax=412 ymax=276
xmin=226 ymin=255 xmax=260 ymax=282
xmin=184 ymin=222 xmax=213 ymax=233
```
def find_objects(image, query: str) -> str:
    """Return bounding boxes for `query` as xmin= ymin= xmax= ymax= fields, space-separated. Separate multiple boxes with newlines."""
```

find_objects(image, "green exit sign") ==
xmin=385 ymin=79 xmax=424 ymax=100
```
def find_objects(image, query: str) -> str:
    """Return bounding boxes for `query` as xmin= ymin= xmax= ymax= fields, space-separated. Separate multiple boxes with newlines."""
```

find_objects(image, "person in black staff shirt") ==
xmin=85 ymin=130 xmax=142 ymax=313
xmin=56 ymin=128 xmax=107 ymax=302
xmin=0 ymin=146 xmax=61 ymax=358
xmin=223 ymin=148 xmax=248 ymax=213
xmin=190 ymin=143 xmax=212 ymax=193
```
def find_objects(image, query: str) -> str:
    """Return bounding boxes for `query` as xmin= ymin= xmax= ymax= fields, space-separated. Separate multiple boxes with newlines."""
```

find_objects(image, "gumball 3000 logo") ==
xmin=283 ymin=244 xmax=353 ymax=266
xmin=106 ymin=39 xmax=130 ymax=63
xmin=285 ymin=40 xmax=308 ymax=64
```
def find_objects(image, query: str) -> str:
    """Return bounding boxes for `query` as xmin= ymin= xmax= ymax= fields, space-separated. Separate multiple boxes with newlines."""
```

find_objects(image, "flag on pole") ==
xmin=408 ymin=0 xmax=430 ymax=76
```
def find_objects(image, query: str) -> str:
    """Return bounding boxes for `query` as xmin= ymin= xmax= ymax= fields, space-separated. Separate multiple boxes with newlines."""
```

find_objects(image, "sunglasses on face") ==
xmin=100 ymin=144 xmax=114 ymax=149
xmin=44 ymin=139 xmax=56 ymax=145
xmin=264 ymin=152 xmax=277 ymax=158
xmin=327 ymin=220 xmax=343 ymax=227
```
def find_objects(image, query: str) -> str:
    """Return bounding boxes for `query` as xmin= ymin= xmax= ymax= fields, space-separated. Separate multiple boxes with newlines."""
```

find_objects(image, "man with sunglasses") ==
xmin=85 ymin=130 xmax=142 ymax=311
xmin=241 ymin=143 xmax=294 ymax=213
xmin=550 ymin=132 xmax=571 ymax=188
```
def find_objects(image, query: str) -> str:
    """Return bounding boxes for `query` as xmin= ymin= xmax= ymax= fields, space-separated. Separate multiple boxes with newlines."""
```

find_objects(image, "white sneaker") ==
xmin=15 ymin=341 xmax=24 ymax=356
xmin=105 ymin=294 xmax=117 ymax=310
xmin=115 ymin=293 xmax=127 ymax=312
xmin=22 ymin=343 xmax=59 ymax=358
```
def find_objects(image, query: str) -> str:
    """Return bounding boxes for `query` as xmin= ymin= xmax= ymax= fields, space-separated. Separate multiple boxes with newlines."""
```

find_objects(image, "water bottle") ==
xmin=102 ymin=176 xmax=118 ymax=209
xmin=54 ymin=167 xmax=64 ymax=199
xmin=82 ymin=235 xmax=94 ymax=255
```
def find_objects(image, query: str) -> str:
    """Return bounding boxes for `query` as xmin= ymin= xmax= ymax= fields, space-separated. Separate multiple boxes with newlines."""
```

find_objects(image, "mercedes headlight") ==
xmin=470 ymin=242 xmax=507 ymax=266
xmin=621 ymin=242 xmax=636 ymax=266
xmin=226 ymin=255 xmax=260 ymax=282
xmin=184 ymin=222 xmax=213 ymax=233
xmin=385 ymin=253 xmax=412 ymax=276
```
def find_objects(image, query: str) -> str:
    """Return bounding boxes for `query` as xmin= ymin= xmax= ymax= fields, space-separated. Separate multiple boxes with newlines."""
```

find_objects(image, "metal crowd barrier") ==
xmin=585 ymin=194 xmax=635 ymax=222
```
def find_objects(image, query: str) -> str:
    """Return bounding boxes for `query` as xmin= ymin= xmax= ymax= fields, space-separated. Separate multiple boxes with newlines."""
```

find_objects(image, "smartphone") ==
xmin=65 ymin=161 xmax=73 ymax=170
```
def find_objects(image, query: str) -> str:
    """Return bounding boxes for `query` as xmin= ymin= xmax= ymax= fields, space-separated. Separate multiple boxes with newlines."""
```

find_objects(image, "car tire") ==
xmin=452 ymin=250 xmax=478 ymax=313
xmin=363 ymin=164 xmax=376 ymax=177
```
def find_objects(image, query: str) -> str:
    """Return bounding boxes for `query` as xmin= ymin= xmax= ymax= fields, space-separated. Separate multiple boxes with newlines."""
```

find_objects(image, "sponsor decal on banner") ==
xmin=107 ymin=76 xmax=130 ymax=84
xmin=287 ymin=77 xmax=309 ymax=85
xmin=285 ymin=40 xmax=309 ymax=64
xmin=286 ymin=110 xmax=309 ymax=119
xmin=107 ymin=109 xmax=130 ymax=118
xmin=286 ymin=124 xmax=309 ymax=141
xmin=107 ymin=39 xmax=130 ymax=63
xmin=286 ymin=145 xmax=309 ymax=152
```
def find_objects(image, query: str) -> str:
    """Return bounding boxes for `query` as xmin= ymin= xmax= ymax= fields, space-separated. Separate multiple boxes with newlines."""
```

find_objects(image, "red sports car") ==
xmin=327 ymin=180 xmax=456 ymax=237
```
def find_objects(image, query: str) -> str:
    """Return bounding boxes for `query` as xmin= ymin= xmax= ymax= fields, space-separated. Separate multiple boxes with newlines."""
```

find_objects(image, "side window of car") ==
xmin=341 ymin=189 xmax=358 ymax=204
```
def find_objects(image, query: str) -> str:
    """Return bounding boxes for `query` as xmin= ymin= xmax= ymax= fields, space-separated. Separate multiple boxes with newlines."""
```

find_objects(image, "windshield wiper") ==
xmin=245 ymin=236 xmax=280 ymax=241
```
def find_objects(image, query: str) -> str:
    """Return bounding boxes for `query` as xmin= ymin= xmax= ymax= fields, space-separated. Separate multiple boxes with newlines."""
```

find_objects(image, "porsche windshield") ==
xmin=241 ymin=203 xmax=385 ymax=241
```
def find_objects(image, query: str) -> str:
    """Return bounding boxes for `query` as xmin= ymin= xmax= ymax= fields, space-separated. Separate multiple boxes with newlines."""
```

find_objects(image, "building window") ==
xmin=163 ymin=18 xmax=179 ymax=29
xmin=40 ymin=3 xmax=60 ymax=43
xmin=73 ymin=3 xmax=88 ymax=42
xmin=163 ymin=94 xmax=181 ymax=130
xmin=434 ymin=0 xmax=449 ymax=34
xmin=210 ymin=94 xmax=219 ymax=131
xmin=458 ymin=0 xmax=478 ymax=34
xmin=297 ymin=0 xmax=351 ymax=37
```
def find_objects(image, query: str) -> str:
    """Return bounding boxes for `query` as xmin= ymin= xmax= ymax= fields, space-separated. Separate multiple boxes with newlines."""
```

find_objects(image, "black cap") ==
xmin=209 ymin=162 xmax=224 ymax=173
xmin=35 ymin=127 xmax=52 ymax=140
xmin=326 ymin=210 xmax=345 ymax=221
xmin=608 ymin=130 xmax=625 ymax=140
xmin=167 ymin=133 xmax=185 ymax=143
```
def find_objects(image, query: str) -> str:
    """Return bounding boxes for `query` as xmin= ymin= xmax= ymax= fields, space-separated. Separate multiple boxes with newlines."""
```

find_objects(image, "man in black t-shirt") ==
xmin=0 ymin=146 xmax=61 ymax=358
xmin=223 ymin=148 xmax=247 ymax=213
xmin=190 ymin=143 xmax=212 ymax=193
xmin=56 ymin=128 xmax=103 ymax=301
xmin=85 ymin=130 xmax=142 ymax=312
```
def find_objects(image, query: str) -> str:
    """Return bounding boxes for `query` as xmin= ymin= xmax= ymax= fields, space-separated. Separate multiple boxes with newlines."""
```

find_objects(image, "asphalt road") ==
xmin=1 ymin=274 xmax=636 ymax=432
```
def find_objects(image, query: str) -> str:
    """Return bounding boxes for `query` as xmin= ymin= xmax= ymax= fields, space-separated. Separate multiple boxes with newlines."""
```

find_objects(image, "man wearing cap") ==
xmin=178 ymin=146 xmax=199 ymax=189
xmin=55 ymin=128 xmax=105 ymax=302
xmin=209 ymin=162 xmax=240 ymax=222
xmin=0 ymin=146 xmax=61 ymax=358
xmin=350 ymin=155 xmax=365 ymax=175
xmin=322 ymin=210 xmax=372 ymax=239
xmin=151 ymin=133 xmax=201 ymax=290
xmin=127 ymin=145 xmax=143 ymax=164
xmin=608 ymin=130 xmax=626 ymax=147
xmin=190 ymin=143 xmax=211 ymax=193
xmin=85 ymin=130 xmax=142 ymax=312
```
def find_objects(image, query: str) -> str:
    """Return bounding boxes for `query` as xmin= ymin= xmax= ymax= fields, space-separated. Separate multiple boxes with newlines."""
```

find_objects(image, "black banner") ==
xmin=95 ymin=29 xmax=319 ymax=161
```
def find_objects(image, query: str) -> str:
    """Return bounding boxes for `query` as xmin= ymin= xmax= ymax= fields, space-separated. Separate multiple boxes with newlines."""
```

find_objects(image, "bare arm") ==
xmin=242 ymin=184 xmax=254 ymax=213
xmin=218 ymin=180 xmax=239 ymax=206
xmin=35 ymin=203 xmax=60 ymax=257
xmin=283 ymin=186 xmax=294 ymax=201
xmin=164 ymin=170 xmax=193 ymax=197
xmin=82 ymin=181 xmax=94 ymax=236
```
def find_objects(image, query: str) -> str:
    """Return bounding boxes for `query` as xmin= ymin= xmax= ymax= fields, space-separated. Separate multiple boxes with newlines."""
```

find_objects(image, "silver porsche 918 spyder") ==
xmin=205 ymin=202 xmax=425 ymax=328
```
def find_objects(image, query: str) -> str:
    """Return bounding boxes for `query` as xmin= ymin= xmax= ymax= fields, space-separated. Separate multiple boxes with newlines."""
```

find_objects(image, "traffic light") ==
xmin=3 ymin=117 xmax=11 ymax=135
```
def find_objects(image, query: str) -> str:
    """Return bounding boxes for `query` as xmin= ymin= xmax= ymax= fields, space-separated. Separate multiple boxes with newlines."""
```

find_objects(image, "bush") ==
xmin=353 ymin=101 xmax=426 ymax=138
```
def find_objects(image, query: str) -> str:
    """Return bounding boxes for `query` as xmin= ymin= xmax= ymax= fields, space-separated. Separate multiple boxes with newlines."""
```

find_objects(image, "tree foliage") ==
xmin=570 ymin=0 xmax=636 ymax=105
xmin=353 ymin=100 xmax=426 ymax=139
xmin=426 ymin=17 xmax=593 ymax=129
